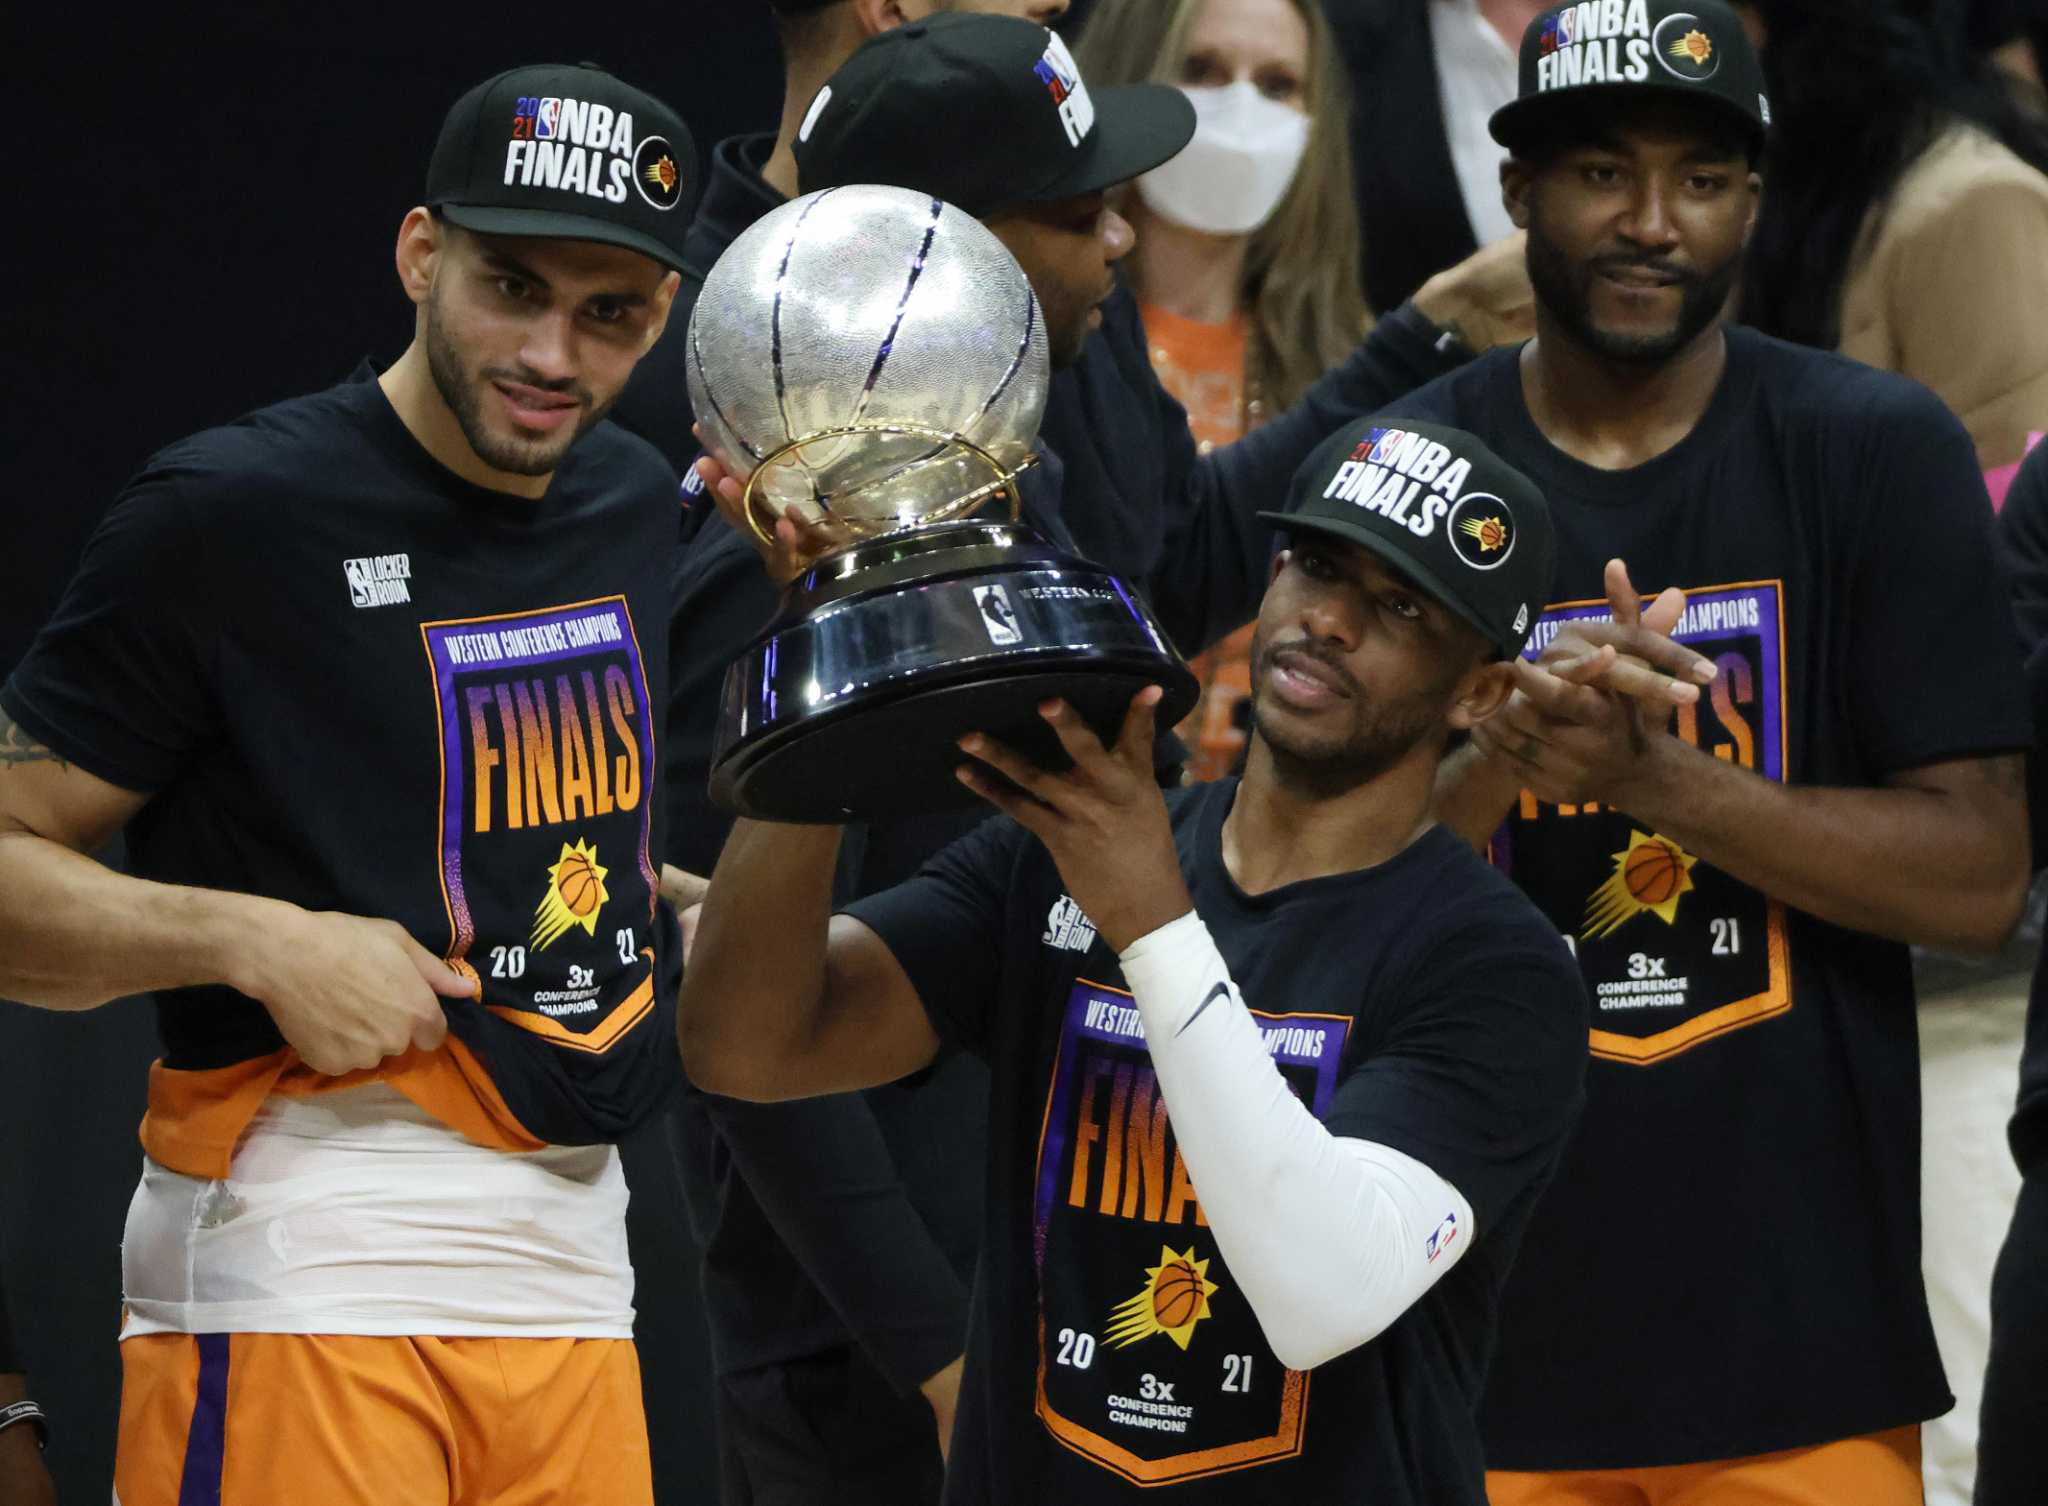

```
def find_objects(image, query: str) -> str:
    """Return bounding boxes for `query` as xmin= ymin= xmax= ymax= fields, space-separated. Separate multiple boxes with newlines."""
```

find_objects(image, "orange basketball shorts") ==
xmin=1485 ymin=1425 xmax=1921 ymax=1506
xmin=114 ymin=1332 xmax=653 ymax=1506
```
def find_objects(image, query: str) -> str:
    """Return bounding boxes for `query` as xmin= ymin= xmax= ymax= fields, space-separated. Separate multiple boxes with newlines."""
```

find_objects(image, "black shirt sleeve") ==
xmin=1 ymin=471 xmax=219 ymax=790
xmin=1998 ymin=441 xmax=2048 ymax=656
xmin=839 ymin=814 xmax=1031 ymax=1058
xmin=1846 ymin=393 xmax=2032 ymax=774
xmin=698 ymin=1088 xmax=971 ymax=1394
xmin=1320 ymin=922 xmax=1587 ymax=1236
xmin=1151 ymin=301 xmax=1474 ymax=656
xmin=665 ymin=520 xmax=782 ymax=872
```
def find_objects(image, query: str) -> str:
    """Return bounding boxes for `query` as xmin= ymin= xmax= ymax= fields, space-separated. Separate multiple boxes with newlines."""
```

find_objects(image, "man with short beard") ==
xmin=678 ymin=417 xmax=1590 ymax=1506
xmin=0 ymin=64 xmax=693 ymax=1504
xmin=1375 ymin=3 xmax=2033 ymax=1502
xmin=656 ymin=14 xmax=1538 ymax=1502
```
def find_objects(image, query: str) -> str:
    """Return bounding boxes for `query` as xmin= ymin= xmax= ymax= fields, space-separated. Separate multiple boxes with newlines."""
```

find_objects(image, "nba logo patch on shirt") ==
xmin=343 ymin=553 xmax=412 ymax=608
xmin=1043 ymin=894 xmax=1098 ymax=953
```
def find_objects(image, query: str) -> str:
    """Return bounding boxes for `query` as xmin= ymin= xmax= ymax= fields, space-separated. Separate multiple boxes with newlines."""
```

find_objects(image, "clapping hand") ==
xmin=1471 ymin=560 xmax=1715 ymax=808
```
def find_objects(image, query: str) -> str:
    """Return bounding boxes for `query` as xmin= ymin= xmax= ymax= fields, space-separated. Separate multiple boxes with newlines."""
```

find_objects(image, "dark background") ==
xmin=4 ymin=10 xmax=784 ymax=1502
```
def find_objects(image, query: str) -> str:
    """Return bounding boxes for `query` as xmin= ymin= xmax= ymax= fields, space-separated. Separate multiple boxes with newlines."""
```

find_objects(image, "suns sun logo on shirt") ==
xmin=533 ymin=838 xmax=610 ymax=951
xmin=1106 ymin=1246 xmax=1221 ymax=1351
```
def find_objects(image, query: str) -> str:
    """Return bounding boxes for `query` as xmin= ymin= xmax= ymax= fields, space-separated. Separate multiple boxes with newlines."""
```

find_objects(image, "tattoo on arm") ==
xmin=0 ymin=713 xmax=67 ymax=771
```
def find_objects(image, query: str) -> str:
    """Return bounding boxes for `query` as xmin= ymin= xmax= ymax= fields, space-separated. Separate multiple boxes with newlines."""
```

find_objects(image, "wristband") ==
xmin=0 ymin=1399 xmax=46 ymax=1450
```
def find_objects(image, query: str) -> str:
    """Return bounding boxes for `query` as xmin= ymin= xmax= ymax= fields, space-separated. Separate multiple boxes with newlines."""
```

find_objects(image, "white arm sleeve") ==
xmin=1119 ymin=910 xmax=1475 ymax=1372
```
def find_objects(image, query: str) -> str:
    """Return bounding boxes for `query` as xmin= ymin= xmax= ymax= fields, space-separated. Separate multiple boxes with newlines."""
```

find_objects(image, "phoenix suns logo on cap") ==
xmin=1653 ymin=11 xmax=1720 ymax=80
xmin=633 ymin=134 xmax=683 ymax=211
xmin=1448 ymin=493 xmax=1517 ymax=571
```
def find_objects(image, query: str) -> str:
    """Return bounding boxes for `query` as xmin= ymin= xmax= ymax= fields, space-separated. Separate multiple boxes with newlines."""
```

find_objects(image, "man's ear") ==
xmin=1268 ymin=548 xmax=1291 ymax=587
xmin=641 ymin=269 xmax=683 ymax=352
xmin=852 ymin=0 xmax=927 ymax=34
xmin=1446 ymin=656 xmax=1517 ymax=732
xmin=1501 ymin=159 xmax=1534 ymax=232
xmin=395 ymin=206 xmax=441 ymax=307
xmin=1741 ymin=169 xmax=1762 ymax=244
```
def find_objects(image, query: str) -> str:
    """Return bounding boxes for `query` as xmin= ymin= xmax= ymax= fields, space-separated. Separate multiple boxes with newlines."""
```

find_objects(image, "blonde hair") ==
xmin=1076 ymin=0 xmax=1368 ymax=413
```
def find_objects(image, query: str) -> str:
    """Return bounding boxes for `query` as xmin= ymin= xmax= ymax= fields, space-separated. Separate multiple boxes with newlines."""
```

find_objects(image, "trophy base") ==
xmin=710 ymin=522 xmax=1201 ymax=823
xmin=715 ymin=665 xmax=1188 ymax=824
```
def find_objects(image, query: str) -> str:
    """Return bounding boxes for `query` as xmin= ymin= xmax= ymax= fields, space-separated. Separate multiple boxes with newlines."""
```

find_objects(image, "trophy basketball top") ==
xmin=686 ymin=183 xmax=1052 ymax=547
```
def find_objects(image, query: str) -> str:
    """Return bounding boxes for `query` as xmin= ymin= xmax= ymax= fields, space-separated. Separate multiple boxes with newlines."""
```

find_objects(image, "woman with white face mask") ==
xmin=1078 ymin=0 xmax=1366 ymax=780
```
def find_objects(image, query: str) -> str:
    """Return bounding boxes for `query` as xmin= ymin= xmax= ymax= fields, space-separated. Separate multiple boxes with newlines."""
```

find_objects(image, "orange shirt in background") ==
xmin=1139 ymin=301 xmax=1261 ymax=783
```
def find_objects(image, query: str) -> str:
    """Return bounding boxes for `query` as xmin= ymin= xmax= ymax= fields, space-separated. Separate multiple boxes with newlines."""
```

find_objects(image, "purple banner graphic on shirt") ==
xmin=421 ymin=597 xmax=657 ymax=970
xmin=1035 ymin=980 xmax=1348 ymax=1259
xmin=1502 ymin=581 xmax=1791 ymax=1064
xmin=1031 ymin=976 xmax=1353 ymax=1483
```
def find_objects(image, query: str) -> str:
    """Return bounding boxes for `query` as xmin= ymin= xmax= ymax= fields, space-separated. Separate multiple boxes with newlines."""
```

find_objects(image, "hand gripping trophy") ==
xmin=688 ymin=184 xmax=1197 ymax=822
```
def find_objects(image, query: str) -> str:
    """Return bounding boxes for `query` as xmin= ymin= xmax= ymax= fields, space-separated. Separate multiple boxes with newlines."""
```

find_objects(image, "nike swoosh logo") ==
xmin=1178 ymin=981 xmax=1231 ymax=1037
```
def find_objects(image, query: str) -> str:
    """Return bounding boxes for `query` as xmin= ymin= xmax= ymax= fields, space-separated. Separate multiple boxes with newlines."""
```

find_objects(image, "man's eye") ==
xmin=1296 ymin=548 xmax=1335 ymax=578
xmin=496 ymin=276 xmax=530 ymax=302
xmin=1688 ymin=173 xmax=1728 ymax=193
xmin=588 ymin=300 xmax=627 ymax=325
xmin=1584 ymin=164 xmax=1621 ymax=186
xmin=1384 ymin=595 xmax=1422 ymax=621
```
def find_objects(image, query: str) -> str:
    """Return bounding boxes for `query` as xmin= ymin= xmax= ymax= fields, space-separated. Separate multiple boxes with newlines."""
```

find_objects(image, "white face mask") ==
xmin=1136 ymin=80 xmax=1312 ymax=237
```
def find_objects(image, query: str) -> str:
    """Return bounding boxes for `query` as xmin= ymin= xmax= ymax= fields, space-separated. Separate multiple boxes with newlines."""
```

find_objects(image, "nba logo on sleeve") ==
xmin=1426 ymin=1212 xmax=1459 ymax=1263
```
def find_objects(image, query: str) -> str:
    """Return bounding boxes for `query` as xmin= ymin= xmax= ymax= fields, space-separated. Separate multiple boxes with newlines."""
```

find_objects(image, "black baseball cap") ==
xmin=1259 ymin=419 xmax=1556 ymax=656
xmin=1489 ymin=0 xmax=1769 ymax=155
xmin=427 ymin=63 xmax=699 ymax=275
xmin=793 ymin=14 xmax=1195 ymax=216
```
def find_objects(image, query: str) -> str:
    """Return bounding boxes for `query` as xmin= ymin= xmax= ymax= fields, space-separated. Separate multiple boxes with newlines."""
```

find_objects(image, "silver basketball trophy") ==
xmin=687 ymin=184 xmax=1198 ymax=822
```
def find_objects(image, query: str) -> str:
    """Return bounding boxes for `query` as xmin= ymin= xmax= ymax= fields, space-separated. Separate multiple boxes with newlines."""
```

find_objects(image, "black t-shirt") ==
xmin=648 ymin=127 xmax=1475 ymax=1393
xmin=846 ymin=780 xmax=1588 ymax=1505
xmin=1379 ymin=327 xmax=2032 ymax=1466
xmin=0 ymin=373 xmax=684 ymax=1147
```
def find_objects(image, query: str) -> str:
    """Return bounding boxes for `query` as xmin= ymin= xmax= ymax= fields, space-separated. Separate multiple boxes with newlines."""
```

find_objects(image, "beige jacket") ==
xmin=1837 ymin=120 xmax=2048 ymax=469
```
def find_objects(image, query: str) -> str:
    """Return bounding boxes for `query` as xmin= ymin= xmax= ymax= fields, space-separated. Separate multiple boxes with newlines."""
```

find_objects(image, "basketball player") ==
xmin=680 ymin=417 xmax=1590 ymax=1506
xmin=1369 ymin=4 xmax=2032 ymax=1501
xmin=0 ymin=64 xmax=694 ymax=1503
xmin=652 ymin=13 xmax=1538 ymax=1504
